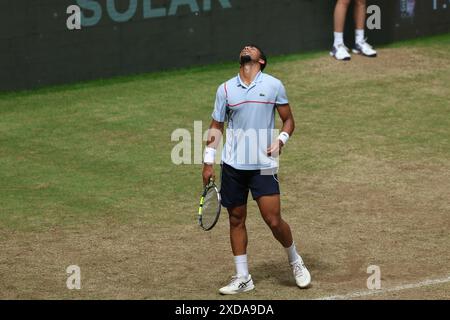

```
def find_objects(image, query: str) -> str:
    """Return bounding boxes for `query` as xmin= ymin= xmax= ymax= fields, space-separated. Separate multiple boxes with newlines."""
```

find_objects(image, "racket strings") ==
xmin=201 ymin=187 xmax=219 ymax=228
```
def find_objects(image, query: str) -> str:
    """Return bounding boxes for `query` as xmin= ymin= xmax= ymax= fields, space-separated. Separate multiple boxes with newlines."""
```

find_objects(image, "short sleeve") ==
xmin=275 ymin=81 xmax=289 ymax=106
xmin=211 ymin=83 xmax=227 ymax=122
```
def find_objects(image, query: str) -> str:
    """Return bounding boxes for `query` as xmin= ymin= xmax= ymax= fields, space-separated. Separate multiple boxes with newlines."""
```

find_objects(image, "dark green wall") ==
xmin=1 ymin=0 xmax=449 ymax=91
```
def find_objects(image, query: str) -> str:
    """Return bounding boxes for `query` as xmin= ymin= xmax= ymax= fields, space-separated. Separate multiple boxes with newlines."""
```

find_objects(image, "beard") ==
xmin=240 ymin=55 xmax=252 ymax=65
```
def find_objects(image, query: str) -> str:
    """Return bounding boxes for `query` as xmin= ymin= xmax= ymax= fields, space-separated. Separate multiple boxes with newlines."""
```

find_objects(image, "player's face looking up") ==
xmin=239 ymin=46 xmax=266 ymax=70
xmin=240 ymin=46 xmax=258 ymax=63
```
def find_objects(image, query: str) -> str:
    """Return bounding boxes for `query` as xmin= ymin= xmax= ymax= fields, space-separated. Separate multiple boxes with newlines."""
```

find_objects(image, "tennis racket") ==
xmin=198 ymin=178 xmax=221 ymax=231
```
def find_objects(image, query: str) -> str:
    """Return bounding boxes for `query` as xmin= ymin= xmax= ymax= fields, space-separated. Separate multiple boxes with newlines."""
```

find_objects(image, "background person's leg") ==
xmin=334 ymin=0 xmax=352 ymax=33
xmin=354 ymin=0 xmax=366 ymax=31
xmin=354 ymin=0 xmax=366 ymax=44
xmin=332 ymin=0 xmax=352 ymax=60
xmin=352 ymin=0 xmax=377 ymax=56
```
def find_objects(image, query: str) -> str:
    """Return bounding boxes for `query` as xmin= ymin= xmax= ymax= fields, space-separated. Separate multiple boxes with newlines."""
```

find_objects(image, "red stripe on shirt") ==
xmin=227 ymin=101 xmax=276 ymax=108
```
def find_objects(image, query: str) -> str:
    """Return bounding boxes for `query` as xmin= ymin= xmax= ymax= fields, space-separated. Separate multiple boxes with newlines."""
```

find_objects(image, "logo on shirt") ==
xmin=259 ymin=93 xmax=266 ymax=97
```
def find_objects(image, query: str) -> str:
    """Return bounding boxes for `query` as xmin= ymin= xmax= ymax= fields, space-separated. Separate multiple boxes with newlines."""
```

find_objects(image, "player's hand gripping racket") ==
xmin=198 ymin=178 xmax=221 ymax=231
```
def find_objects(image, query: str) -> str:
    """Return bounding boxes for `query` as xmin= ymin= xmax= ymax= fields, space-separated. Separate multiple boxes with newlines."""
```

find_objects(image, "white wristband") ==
xmin=278 ymin=132 xmax=290 ymax=145
xmin=203 ymin=147 xmax=216 ymax=164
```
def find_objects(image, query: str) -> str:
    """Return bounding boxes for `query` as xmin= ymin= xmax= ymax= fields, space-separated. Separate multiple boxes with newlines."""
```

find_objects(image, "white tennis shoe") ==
xmin=330 ymin=44 xmax=351 ymax=61
xmin=219 ymin=274 xmax=254 ymax=295
xmin=291 ymin=257 xmax=311 ymax=288
xmin=353 ymin=39 xmax=377 ymax=57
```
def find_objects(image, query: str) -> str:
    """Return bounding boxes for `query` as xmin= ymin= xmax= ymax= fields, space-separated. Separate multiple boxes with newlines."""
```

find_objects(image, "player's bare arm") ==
xmin=267 ymin=104 xmax=295 ymax=157
xmin=202 ymin=119 xmax=224 ymax=186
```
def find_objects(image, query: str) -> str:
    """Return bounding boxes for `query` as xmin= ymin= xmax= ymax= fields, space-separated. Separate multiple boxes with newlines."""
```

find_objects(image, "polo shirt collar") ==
xmin=237 ymin=71 xmax=263 ymax=88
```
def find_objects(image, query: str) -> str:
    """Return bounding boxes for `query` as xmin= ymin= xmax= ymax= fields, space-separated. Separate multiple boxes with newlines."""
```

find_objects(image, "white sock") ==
xmin=355 ymin=29 xmax=365 ymax=44
xmin=285 ymin=242 xmax=300 ymax=264
xmin=234 ymin=255 xmax=249 ymax=277
xmin=333 ymin=32 xmax=344 ymax=47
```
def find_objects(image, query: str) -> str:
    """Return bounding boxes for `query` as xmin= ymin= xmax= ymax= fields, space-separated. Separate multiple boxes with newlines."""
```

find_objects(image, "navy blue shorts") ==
xmin=220 ymin=163 xmax=280 ymax=208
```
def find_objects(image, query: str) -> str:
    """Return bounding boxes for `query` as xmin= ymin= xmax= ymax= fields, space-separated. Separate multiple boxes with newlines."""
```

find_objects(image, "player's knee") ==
xmin=266 ymin=216 xmax=282 ymax=231
xmin=354 ymin=0 xmax=365 ymax=6
xmin=229 ymin=215 xmax=245 ymax=228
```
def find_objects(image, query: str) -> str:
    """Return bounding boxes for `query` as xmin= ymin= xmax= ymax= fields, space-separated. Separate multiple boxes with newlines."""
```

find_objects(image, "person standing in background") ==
xmin=330 ymin=0 xmax=377 ymax=61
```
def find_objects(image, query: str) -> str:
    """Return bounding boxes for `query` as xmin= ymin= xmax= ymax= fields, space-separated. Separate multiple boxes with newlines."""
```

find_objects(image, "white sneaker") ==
xmin=353 ymin=40 xmax=377 ymax=57
xmin=330 ymin=44 xmax=351 ymax=61
xmin=291 ymin=257 xmax=311 ymax=288
xmin=219 ymin=274 xmax=255 ymax=295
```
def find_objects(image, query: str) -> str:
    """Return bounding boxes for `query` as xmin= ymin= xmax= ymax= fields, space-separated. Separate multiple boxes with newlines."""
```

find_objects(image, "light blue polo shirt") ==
xmin=212 ymin=72 xmax=289 ymax=170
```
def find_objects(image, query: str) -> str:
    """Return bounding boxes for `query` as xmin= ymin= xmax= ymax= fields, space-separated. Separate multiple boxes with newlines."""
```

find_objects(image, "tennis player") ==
xmin=331 ymin=0 xmax=377 ymax=60
xmin=202 ymin=45 xmax=311 ymax=295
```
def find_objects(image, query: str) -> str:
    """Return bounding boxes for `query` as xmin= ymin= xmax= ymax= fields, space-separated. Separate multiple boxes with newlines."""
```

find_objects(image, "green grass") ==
xmin=387 ymin=32 xmax=450 ymax=48
xmin=1 ymin=33 xmax=449 ymax=231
